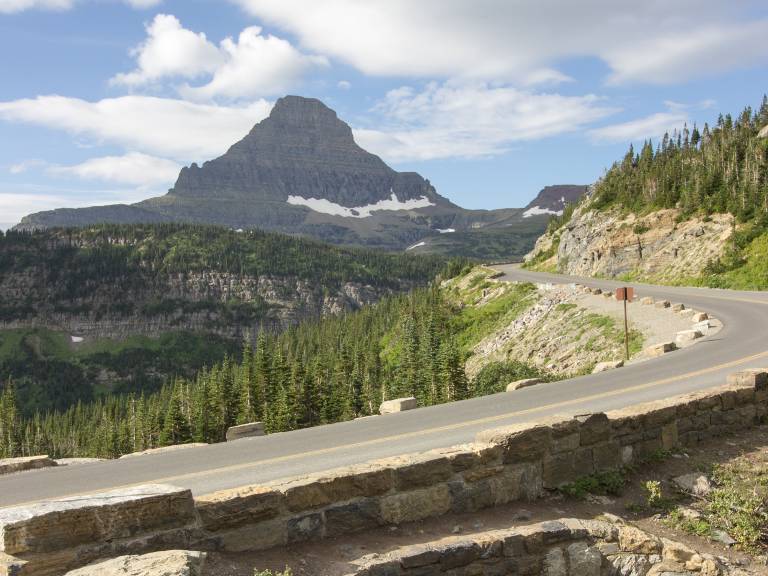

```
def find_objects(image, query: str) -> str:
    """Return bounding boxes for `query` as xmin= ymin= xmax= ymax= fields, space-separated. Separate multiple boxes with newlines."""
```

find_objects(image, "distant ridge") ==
xmin=15 ymin=95 xmax=586 ymax=257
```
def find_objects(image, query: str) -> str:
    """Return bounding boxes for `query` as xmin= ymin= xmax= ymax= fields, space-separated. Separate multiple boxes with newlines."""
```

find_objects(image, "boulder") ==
xmin=645 ymin=342 xmax=677 ymax=357
xmin=640 ymin=297 xmax=654 ymax=305
xmin=0 ymin=456 xmax=57 ymax=476
xmin=691 ymin=312 xmax=709 ymax=323
xmin=692 ymin=320 xmax=713 ymax=334
xmin=671 ymin=303 xmax=686 ymax=312
xmin=380 ymin=397 xmax=418 ymax=414
xmin=506 ymin=378 xmax=544 ymax=391
xmin=603 ymin=291 xmax=614 ymax=299
xmin=64 ymin=550 xmax=206 ymax=576
xmin=675 ymin=330 xmax=703 ymax=345
xmin=673 ymin=473 xmax=712 ymax=496
xmin=592 ymin=360 xmax=624 ymax=374
xmin=655 ymin=300 xmax=671 ymax=309
xmin=225 ymin=422 xmax=265 ymax=442
xmin=677 ymin=309 xmax=695 ymax=318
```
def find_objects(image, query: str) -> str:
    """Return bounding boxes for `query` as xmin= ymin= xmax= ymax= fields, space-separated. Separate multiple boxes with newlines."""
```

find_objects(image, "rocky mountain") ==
xmin=15 ymin=96 xmax=584 ymax=259
xmin=522 ymin=185 xmax=586 ymax=217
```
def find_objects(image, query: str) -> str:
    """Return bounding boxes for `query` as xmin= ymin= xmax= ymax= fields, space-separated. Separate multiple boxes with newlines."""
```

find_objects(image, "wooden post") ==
xmin=623 ymin=297 xmax=629 ymax=361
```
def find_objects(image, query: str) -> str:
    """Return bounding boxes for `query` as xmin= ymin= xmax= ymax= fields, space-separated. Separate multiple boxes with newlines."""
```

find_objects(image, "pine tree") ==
xmin=160 ymin=381 xmax=191 ymax=446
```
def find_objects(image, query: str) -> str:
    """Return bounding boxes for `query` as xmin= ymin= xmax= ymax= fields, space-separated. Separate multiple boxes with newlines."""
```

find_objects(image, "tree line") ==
xmin=0 ymin=283 xmax=542 ymax=459
xmin=592 ymin=96 xmax=768 ymax=221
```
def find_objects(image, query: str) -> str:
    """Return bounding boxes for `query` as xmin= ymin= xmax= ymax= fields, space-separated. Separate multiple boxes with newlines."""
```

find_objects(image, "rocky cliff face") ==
xmin=525 ymin=202 xmax=734 ymax=281
xmin=0 ymin=269 xmax=388 ymax=340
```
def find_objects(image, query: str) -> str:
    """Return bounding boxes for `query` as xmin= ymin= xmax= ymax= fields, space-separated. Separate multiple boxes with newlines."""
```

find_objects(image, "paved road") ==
xmin=2 ymin=267 xmax=768 ymax=508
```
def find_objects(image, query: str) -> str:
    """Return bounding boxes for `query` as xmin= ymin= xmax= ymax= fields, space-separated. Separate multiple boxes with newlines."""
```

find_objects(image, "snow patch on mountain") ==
xmin=287 ymin=191 xmax=434 ymax=218
xmin=523 ymin=206 xmax=563 ymax=218
xmin=437 ymin=228 xmax=456 ymax=234
xmin=406 ymin=241 xmax=427 ymax=251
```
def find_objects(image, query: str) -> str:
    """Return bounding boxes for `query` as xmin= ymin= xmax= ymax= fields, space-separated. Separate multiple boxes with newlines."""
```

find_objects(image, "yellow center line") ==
xmin=7 ymin=346 xmax=768 ymax=509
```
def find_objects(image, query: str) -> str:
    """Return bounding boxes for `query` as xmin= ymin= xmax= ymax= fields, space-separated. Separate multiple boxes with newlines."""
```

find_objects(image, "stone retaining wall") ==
xmin=1 ymin=370 xmax=766 ymax=575
xmin=346 ymin=517 xmax=742 ymax=576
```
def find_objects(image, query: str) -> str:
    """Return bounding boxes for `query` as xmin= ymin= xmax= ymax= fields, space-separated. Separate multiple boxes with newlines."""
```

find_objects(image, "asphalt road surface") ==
xmin=2 ymin=266 xmax=768 ymax=508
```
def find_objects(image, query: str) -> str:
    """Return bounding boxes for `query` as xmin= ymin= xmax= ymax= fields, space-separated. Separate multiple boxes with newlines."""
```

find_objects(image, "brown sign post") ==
xmin=615 ymin=287 xmax=634 ymax=360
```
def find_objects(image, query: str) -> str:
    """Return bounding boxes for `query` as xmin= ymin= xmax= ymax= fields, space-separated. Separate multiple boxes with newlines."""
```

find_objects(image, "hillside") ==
xmin=14 ymin=96 xmax=584 ymax=259
xmin=526 ymin=96 xmax=768 ymax=289
xmin=0 ymin=266 xmax=643 ymax=459
xmin=0 ymin=224 xmax=451 ymax=415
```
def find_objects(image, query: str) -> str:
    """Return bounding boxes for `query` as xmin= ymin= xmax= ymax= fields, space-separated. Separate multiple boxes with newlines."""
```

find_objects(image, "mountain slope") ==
xmin=0 ymin=223 xmax=452 ymax=414
xmin=15 ymin=96 xmax=584 ymax=258
xmin=525 ymin=97 xmax=768 ymax=289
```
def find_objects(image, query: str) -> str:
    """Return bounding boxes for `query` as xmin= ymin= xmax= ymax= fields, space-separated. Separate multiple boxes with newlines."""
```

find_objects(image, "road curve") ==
xmin=2 ymin=266 xmax=768 ymax=508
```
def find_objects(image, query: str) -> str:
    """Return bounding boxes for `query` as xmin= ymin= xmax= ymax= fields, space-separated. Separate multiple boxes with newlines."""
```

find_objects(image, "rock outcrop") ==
xmin=526 ymin=203 xmax=734 ymax=281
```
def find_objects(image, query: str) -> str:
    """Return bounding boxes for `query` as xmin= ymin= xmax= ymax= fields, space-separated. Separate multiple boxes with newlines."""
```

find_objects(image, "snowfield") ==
xmin=523 ymin=205 xmax=563 ymax=218
xmin=287 ymin=192 xmax=434 ymax=218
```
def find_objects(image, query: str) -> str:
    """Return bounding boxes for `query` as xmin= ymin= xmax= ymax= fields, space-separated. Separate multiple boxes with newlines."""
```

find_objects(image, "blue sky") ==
xmin=0 ymin=0 xmax=766 ymax=229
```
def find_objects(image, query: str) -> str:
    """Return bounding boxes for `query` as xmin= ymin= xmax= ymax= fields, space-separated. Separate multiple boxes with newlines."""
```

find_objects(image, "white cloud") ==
xmin=180 ymin=26 xmax=328 ymax=100
xmin=123 ymin=0 xmax=160 ymax=7
xmin=588 ymin=110 xmax=689 ymax=144
xmin=8 ymin=159 xmax=47 ymax=174
xmin=230 ymin=0 xmax=768 ymax=85
xmin=111 ymin=14 xmax=223 ymax=87
xmin=337 ymin=80 xmax=351 ymax=90
xmin=0 ymin=95 xmax=271 ymax=161
xmin=49 ymin=153 xmax=181 ymax=187
xmin=353 ymin=82 xmax=617 ymax=162
xmin=113 ymin=15 xmax=326 ymax=100
xmin=0 ymin=0 xmax=72 ymax=12
xmin=0 ymin=0 xmax=161 ymax=12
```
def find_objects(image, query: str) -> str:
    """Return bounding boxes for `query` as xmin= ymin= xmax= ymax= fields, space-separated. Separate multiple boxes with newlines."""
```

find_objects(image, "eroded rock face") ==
xmin=527 ymin=206 xmax=734 ymax=281
xmin=64 ymin=550 xmax=205 ymax=576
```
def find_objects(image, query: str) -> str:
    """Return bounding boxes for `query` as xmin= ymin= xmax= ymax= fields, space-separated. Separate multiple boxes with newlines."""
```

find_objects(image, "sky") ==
xmin=0 ymin=1 xmax=767 ymax=230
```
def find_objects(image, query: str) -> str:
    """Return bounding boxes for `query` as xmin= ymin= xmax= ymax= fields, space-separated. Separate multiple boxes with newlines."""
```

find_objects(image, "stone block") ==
xmin=379 ymin=484 xmax=452 ymax=524
xmin=677 ymin=308 xmax=695 ymax=318
xmin=675 ymin=330 xmax=702 ymax=344
xmin=432 ymin=442 xmax=502 ymax=473
xmin=654 ymin=300 xmax=671 ymax=308
xmin=195 ymin=485 xmax=282 ymax=531
xmin=379 ymin=397 xmax=417 ymax=414
xmin=487 ymin=462 xmax=543 ymax=504
xmin=448 ymin=479 xmax=495 ymax=513
xmin=640 ymin=297 xmax=654 ymax=305
xmin=475 ymin=423 xmax=552 ymax=462
xmin=225 ymin=422 xmax=265 ymax=441
xmin=670 ymin=303 xmax=686 ymax=312
xmin=593 ymin=442 xmax=622 ymax=471
xmin=287 ymin=513 xmax=323 ymax=544
xmin=275 ymin=463 xmax=393 ymax=512
xmin=381 ymin=453 xmax=453 ymax=491
xmin=661 ymin=422 xmax=679 ymax=450
xmin=438 ymin=541 xmax=481 ymax=569
xmin=0 ymin=456 xmax=57 ymax=476
xmin=506 ymin=378 xmax=543 ymax=391
xmin=542 ymin=453 xmax=575 ymax=489
xmin=575 ymin=413 xmax=610 ymax=446
xmin=727 ymin=369 xmax=768 ymax=389
xmin=213 ymin=517 xmax=288 ymax=552
xmin=324 ymin=498 xmax=382 ymax=537
xmin=64 ymin=550 xmax=206 ymax=576
xmin=0 ymin=484 xmax=196 ymax=556
xmin=592 ymin=360 xmax=624 ymax=374
xmin=691 ymin=312 xmax=709 ymax=322
xmin=692 ymin=320 xmax=713 ymax=334
xmin=645 ymin=341 xmax=676 ymax=357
